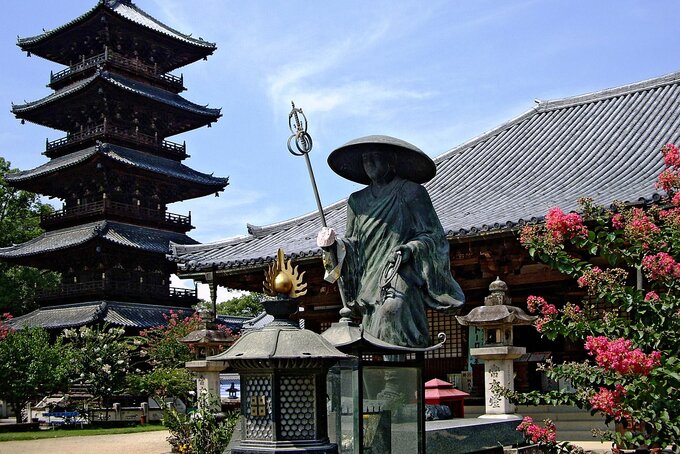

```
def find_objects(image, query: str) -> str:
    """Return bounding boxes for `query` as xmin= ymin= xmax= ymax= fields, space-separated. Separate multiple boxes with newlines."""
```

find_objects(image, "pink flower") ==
xmin=517 ymin=417 xmax=558 ymax=445
xmin=642 ymin=252 xmax=680 ymax=281
xmin=584 ymin=336 xmax=661 ymax=376
xmin=527 ymin=295 xmax=546 ymax=314
xmin=673 ymin=192 xmax=680 ymax=207
xmin=545 ymin=207 xmax=588 ymax=242
xmin=662 ymin=144 xmax=680 ymax=168
xmin=656 ymin=168 xmax=680 ymax=193
xmin=644 ymin=291 xmax=659 ymax=302
xmin=590 ymin=385 xmax=629 ymax=420
xmin=611 ymin=213 xmax=624 ymax=229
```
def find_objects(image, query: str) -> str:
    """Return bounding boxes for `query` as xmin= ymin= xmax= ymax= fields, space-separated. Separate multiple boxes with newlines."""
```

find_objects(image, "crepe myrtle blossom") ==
xmin=516 ymin=416 xmax=558 ymax=444
xmin=643 ymin=291 xmax=660 ymax=302
xmin=589 ymin=385 xmax=630 ymax=421
xmin=584 ymin=336 xmax=661 ymax=376
xmin=642 ymin=252 xmax=680 ymax=281
xmin=544 ymin=207 xmax=588 ymax=242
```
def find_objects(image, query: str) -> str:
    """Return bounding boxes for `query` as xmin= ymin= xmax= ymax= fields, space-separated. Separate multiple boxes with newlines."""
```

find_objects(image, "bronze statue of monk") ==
xmin=318 ymin=135 xmax=464 ymax=348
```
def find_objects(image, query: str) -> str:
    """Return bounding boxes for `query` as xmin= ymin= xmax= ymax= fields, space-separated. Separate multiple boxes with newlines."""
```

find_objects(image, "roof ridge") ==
xmin=434 ymin=108 xmax=538 ymax=164
xmin=169 ymin=233 xmax=255 ymax=255
xmin=246 ymin=198 xmax=348 ymax=237
xmin=18 ymin=1 xmax=215 ymax=49
xmin=536 ymin=70 xmax=680 ymax=111
xmin=111 ymin=1 xmax=216 ymax=48
xmin=434 ymin=70 xmax=680 ymax=165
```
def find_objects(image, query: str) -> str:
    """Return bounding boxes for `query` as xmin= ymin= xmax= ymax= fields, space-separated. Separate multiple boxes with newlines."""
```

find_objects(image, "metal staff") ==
xmin=287 ymin=102 xmax=351 ymax=319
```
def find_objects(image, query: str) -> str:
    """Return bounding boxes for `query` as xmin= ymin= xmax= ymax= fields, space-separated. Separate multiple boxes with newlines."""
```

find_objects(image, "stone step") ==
xmin=462 ymin=405 xmax=611 ymax=442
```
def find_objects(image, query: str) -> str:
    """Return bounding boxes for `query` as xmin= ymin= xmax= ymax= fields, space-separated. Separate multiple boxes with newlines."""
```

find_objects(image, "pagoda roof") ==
xmin=10 ymin=301 xmax=188 ymax=330
xmin=6 ymin=143 xmax=228 ymax=200
xmin=171 ymin=70 xmax=680 ymax=273
xmin=0 ymin=220 xmax=197 ymax=259
xmin=18 ymin=0 xmax=215 ymax=71
xmin=9 ymin=300 xmax=253 ymax=331
xmin=12 ymin=71 xmax=220 ymax=134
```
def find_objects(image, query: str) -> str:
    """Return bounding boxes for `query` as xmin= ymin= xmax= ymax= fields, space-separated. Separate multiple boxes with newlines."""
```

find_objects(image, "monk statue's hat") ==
xmin=328 ymin=135 xmax=436 ymax=185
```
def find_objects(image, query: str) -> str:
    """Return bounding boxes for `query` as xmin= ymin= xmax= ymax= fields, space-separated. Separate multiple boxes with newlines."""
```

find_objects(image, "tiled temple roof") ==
xmin=6 ymin=143 xmax=228 ymax=190
xmin=9 ymin=301 xmax=249 ymax=331
xmin=170 ymin=71 xmax=680 ymax=273
xmin=0 ymin=220 xmax=197 ymax=259
xmin=12 ymin=71 xmax=221 ymax=118
xmin=18 ymin=1 xmax=215 ymax=50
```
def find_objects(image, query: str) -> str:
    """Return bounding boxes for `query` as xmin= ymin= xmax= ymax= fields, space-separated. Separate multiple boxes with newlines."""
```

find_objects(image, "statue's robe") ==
xmin=330 ymin=176 xmax=464 ymax=347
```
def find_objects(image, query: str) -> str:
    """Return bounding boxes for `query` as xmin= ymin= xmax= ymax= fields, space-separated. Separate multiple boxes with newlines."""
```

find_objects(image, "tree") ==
xmin=0 ymin=157 xmax=60 ymax=315
xmin=506 ymin=144 xmax=680 ymax=452
xmin=216 ymin=292 xmax=264 ymax=318
xmin=62 ymin=325 xmax=133 ymax=419
xmin=0 ymin=326 xmax=72 ymax=422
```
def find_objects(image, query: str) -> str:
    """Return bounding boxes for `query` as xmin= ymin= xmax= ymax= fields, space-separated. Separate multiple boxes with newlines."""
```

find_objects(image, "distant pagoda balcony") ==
xmin=45 ymin=121 xmax=187 ymax=160
xmin=49 ymin=48 xmax=184 ymax=93
xmin=37 ymin=279 xmax=197 ymax=307
xmin=41 ymin=200 xmax=193 ymax=233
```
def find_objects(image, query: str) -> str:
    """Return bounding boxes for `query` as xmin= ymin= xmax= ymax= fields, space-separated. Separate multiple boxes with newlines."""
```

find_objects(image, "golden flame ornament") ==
xmin=263 ymin=249 xmax=307 ymax=298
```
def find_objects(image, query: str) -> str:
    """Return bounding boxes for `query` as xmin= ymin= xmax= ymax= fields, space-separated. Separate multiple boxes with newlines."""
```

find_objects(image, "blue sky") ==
xmin=1 ymin=0 xmax=680 ymax=298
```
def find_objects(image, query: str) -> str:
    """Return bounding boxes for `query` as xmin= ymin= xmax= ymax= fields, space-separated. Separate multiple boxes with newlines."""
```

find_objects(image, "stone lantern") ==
xmin=207 ymin=249 xmax=349 ymax=454
xmin=456 ymin=277 xmax=536 ymax=419
xmin=180 ymin=307 xmax=235 ymax=410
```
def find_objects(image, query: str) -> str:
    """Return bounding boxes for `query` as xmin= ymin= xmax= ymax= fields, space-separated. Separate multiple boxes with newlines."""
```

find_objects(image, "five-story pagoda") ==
xmin=0 ymin=0 xmax=228 ymax=331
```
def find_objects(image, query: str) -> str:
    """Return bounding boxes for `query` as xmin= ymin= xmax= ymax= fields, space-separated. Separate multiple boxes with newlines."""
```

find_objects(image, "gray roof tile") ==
xmin=18 ymin=1 xmax=215 ymax=49
xmin=6 ymin=143 xmax=229 ymax=189
xmin=170 ymin=71 xmax=680 ymax=272
xmin=12 ymin=71 xmax=221 ymax=118
xmin=0 ymin=221 xmax=197 ymax=258
xmin=11 ymin=301 xmax=192 ymax=329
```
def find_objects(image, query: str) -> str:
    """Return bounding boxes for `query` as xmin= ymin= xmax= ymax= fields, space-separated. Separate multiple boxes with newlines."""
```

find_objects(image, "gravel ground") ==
xmin=0 ymin=430 xmax=171 ymax=454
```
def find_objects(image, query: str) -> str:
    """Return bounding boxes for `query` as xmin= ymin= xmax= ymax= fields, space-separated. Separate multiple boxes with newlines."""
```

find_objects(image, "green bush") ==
xmin=163 ymin=393 xmax=238 ymax=454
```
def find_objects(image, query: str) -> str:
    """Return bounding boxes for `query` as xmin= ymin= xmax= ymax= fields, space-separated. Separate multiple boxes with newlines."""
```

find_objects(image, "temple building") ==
xmin=171 ymin=71 xmax=680 ymax=394
xmin=1 ymin=0 xmax=228 ymax=331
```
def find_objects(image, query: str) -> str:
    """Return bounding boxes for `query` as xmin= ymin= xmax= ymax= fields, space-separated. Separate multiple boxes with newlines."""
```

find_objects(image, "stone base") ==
xmin=426 ymin=418 xmax=524 ymax=454
xmin=229 ymin=440 xmax=338 ymax=453
xmin=478 ymin=414 xmax=523 ymax=421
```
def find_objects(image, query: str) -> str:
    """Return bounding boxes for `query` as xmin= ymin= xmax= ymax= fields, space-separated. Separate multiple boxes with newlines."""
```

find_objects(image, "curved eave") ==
xmin=0 ymin=220 xmax=198 ymax=261
xmin=9 ymin=300 xmax=200 ymax=330
xmin=18 ymin=1 xmax=215 ymax=70
xmin=12 ymin=71 xmax=221 ymax=133
xmin=5 ymin=143 xmax=229 ymax=199
xmin=6 ymin=144 xmax=228 ymax=201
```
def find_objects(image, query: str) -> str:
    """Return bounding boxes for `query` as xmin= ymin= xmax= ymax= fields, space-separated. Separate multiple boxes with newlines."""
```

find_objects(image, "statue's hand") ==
xmin=316 ymin=227 xmax=336 ymax=249
xmin=389 ymin=245 xmax=411 ymax=265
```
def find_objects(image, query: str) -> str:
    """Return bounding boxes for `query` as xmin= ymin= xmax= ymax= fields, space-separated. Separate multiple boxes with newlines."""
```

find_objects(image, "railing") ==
xmin=37 ymin=280 xmax=197 ymax=302
xmin=50 ymin=48 xmax=183 ymax=91
xmin=40 ymin=199 xmax=191 ymax=230
xmin=45 ymin=121 xmax=186 ymax=158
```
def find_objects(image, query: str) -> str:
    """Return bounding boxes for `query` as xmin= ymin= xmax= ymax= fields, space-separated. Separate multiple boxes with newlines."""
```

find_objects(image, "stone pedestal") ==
xmin=470 ymin=346 xmax=525 ymax=419
xmin=185 ymin=359 xmax=228 ymax=410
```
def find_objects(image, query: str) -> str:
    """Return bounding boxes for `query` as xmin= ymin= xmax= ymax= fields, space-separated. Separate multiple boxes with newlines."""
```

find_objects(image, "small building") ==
xmin=171 ymin=71 xmax=680 ymax=394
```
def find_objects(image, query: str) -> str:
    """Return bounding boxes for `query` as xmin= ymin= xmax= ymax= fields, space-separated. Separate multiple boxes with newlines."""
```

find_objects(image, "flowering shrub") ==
xmin=0 ymin=313 xmax=13 ymax=340
xmin=62 ymin=325 xmax=133 ymax=419
xmin=128 ymin=310 xmax=235 ymax=402
xmin=507 ymin=145 xmax=680 ymax=451
xmin=163 ymin=392 xmax=238 ymax=454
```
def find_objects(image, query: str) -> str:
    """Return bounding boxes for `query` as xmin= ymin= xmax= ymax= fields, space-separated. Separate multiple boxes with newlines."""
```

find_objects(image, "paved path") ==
xmin=0 ymin=430 xmax=170 ymax=454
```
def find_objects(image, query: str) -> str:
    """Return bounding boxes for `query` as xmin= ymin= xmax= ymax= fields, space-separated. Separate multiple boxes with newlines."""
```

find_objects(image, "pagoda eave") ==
xmin=12 ymin=72 xmax=221 ymax=136
xmin=0 ymin=220 xmax=198 ymax=264
xmin=18 ymin=1 xmax=216 ymax=72
xmin=6 ymin=144 xmax=229 ymax=201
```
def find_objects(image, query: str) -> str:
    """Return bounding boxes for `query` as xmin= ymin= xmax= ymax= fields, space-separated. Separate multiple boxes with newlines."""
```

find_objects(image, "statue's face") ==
xmin=362 ymin=151 xmax=391 ymax=183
